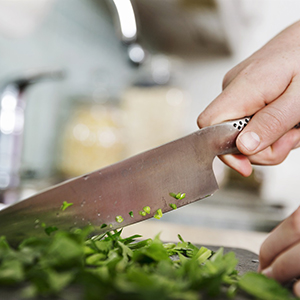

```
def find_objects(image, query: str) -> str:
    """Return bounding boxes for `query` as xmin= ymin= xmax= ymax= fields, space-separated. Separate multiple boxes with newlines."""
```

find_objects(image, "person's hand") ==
xmin=258 ymin=206 xmax=300 ymax=296
xmin=197 ymin=20 xmax=300 ymax=177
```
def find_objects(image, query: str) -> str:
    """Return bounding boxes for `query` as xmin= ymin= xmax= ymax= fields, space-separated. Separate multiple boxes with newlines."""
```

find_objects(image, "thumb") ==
xmin=237 ymin=79 xmax=300 ymax=155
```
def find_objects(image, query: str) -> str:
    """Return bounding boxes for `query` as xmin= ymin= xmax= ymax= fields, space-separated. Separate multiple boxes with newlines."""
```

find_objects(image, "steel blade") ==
xmin=0 ymin=118 xmax=249 ymax=245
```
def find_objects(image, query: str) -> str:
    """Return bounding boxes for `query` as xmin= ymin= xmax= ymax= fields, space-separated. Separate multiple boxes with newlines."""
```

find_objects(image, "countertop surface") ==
xmin=122 ymin=220 xmax=269 ymax=254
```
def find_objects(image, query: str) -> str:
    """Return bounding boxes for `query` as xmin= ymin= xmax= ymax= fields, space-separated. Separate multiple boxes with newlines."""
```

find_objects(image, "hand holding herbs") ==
xmin=0 ymin=228 xmax=298 ymax=300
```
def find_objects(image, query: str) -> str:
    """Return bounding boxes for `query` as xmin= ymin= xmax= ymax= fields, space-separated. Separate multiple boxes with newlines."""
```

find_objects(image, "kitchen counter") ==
xmin=122 ymin=220 xmax=268 ymax=254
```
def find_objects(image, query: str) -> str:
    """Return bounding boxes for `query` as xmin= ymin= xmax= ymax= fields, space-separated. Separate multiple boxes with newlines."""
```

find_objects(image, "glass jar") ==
xmin=59 ymin=98 xmax=125 ymax=178
xmin=121 ymin=85 xmax=189 ymax=157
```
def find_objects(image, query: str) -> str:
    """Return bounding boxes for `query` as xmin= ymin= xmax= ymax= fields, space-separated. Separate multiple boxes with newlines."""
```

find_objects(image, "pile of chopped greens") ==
xmin=0 ymin=228 xmax=298 ymax=300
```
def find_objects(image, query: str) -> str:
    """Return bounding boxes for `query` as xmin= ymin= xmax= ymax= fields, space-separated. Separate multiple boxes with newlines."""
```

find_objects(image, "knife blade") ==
xmin=0 ymin=117 xmax=249 ymax=245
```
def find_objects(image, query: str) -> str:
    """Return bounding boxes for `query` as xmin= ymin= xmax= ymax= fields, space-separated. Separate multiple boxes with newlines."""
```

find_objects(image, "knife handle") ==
xmin=231 ymin=117 xmax=250 ymax=131
xmin=208 ymin=117 xmax=250 ymax=156
xmin=216 ymin=117 xmax=300 ymax=156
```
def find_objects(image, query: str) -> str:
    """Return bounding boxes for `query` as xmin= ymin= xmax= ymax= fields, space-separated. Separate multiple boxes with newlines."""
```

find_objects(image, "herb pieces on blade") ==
xmin=115 ymin=215 xmax=124 ymax=223
xmin=169 ymin=192 xmax=186 ymax=200
xmin=139 ymin=211 xmax=146 ymax=217
xmin=169 ymin=203 xmax=177 ymax=210
xmin=60 ymin=201 xmax=74 ymax=211
xmin=154 ymin=208 xmax=163 ymax=220
xmin=143 ymin=206 xmax=151 ymax=214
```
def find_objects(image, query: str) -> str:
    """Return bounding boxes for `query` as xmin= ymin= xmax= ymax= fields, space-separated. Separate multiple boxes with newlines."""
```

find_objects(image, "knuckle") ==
xmin=238 ymin=61 xmax=257 ymax=78
xmin=222 ymin=58 xmax=257 ymax=90
xmin=265 ymin=150 xmax=287 ymax=165
xmin=274 ymin=154 xmax=288 ymax=165
xmin=269 ymin=156 xmax=285 ymax=166
xmin=250 ymin=147 xmax=285 ymax=166
xmin=222 ymin=69 xmax=235 ymax=89
xmin=258 ymin=107 xmax=289 ymax=136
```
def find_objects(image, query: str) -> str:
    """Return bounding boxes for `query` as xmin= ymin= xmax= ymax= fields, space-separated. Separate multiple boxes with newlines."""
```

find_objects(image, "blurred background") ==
xmin=0 ymin=0 xmax=300 ymax=233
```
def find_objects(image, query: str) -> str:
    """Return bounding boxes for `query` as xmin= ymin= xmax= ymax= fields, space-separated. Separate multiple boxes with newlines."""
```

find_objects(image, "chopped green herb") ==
xmin=143 ymin=206 xmax=151 ymax=214
xmin=238 ymin=272 xmax=294 ymax=300
xmin=129 ymin=211 xmax=134 ymax=218
xmin=100 ymin=223 xmax=107 ymax=228
xmin=115 ymin=216 xmax=124 ymax=223
xmin=178 ymin=193 xmax=186 ymax=200
xmin=154 ymin=208 xmax=163 ymax=219
xmin=169 ymin=192 xmax=186 ymax=200
xmin=0 ymin=228 xmax=296 ymax=300
xmin=139 ymin=211 xmax=146 ymax=217
xmin=44 ymin=226 xmax=58 ymax=236
xmin=41 ymin=222 xmax=58 ymax=236
xmin=60 ymin=201 xmax=74 ymax=211
xmin=169 ymin=203 xmax=177 ymax=209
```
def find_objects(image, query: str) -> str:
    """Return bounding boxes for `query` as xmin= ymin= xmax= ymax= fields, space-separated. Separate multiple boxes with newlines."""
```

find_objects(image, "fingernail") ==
xmin=239 ymin=131 xmax=261 ymax=152
xmin=262 ymin=266 xmax=273 ymax=278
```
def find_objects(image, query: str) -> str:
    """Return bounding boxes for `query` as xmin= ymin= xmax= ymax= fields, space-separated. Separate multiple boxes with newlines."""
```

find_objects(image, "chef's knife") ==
xmin=0 ymin=117 xmax=249 ymax=245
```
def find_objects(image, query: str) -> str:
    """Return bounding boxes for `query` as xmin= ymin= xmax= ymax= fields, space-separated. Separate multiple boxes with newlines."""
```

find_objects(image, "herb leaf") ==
xmin=154 ymin=209 xmax=163 ymax=220
xmin=60 ymin=201 xmax=73 ymax=211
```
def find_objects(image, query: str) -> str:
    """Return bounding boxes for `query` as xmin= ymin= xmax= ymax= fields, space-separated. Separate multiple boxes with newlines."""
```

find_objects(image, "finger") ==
xmin=236 ymin=74 xmax=300 ymax=155
xmin=259 ymin=207 xmax=300 ymax=271
xmin=293 ymin=135 xmax=300 ymax=149
xmin=197 ymin=58 xmax=292 ymax=128
xmin=236 ymin=77 xmax=300 ymax=156
xmin=246 ymin=128 xmax=300 ymax=165
xmin=218 ymin=154 xmax=252 ymax=177
xmin=218 ymin=128 xmax=300 ymax=176
xmin=293 ymin=280 xmax=300 ymax=297
xmin=261 ymin=242 xmax=300 ymax=283
xmin=222 ymin=58 xmax=253 ymax=89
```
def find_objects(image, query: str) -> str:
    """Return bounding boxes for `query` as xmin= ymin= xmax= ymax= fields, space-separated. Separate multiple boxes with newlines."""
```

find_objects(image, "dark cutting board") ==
xmin=0 ymin=246 xmax=260 ymax=300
